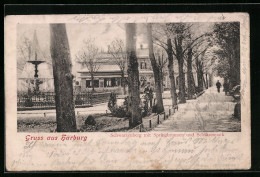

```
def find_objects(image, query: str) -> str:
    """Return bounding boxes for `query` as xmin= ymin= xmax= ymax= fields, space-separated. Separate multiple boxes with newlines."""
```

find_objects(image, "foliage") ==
xmin=75 ymin=95 xmax=84 ymax=105
xmin=112 ymin=106 xmax=130 ymax=118
xmin=108 ymin=93 xmax=130 ymax=118
xmin=233 ymin=102 xmax=241 ymax=120
xmin=108 ymin=92 xmax=117 ymax=112
xmin=85 ymin=115 xmax=96 ymax=125
xmin=142 ymin=94 xmax=152 ymax=117
xmin=212 ymin=22 xmax=240 ymax=87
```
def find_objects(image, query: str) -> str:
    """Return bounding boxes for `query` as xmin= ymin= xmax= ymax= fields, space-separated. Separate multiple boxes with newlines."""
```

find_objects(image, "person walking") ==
xmin=216 ymin=80 xmax=222 ymax=93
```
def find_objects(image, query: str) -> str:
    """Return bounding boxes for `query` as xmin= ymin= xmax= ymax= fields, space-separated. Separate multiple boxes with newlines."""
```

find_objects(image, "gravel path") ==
xmin=153 ymin=87 xmax=241 ymax=132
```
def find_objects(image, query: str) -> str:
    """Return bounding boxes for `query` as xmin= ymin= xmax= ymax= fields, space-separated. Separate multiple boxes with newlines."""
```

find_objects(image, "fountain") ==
xmin=27 ymin=30 xmax=45 ymax=93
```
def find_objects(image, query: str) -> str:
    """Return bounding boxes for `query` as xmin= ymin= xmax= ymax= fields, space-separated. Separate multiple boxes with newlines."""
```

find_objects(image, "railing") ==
xmin=17 ymin=92 xmax=111 ymax=111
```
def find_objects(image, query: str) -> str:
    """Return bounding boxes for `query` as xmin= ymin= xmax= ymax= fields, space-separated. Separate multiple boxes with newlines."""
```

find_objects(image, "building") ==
xmin=77 ymin=44 xmax=176 ymax=94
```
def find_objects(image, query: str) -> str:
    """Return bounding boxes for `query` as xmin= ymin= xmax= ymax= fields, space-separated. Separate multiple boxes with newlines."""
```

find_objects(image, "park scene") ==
xmin=17 ymin=22 xmax=241 ymax=132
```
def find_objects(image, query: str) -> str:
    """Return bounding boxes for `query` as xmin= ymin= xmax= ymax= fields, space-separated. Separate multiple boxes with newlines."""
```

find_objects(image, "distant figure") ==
xmin=223 ymin=82 xmax=229 ymax=95
xmin=216 ymin=80 xmax=222 ymax=93
xmin=144 ymin=83 xmax=153 ymax=107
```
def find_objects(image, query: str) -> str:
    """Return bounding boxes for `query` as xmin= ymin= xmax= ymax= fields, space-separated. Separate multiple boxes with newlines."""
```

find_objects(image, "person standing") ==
xmin=144 ymin=83 xmax=153 ymax=107
xmin=216 ymin=80 xmax=222 ymax=93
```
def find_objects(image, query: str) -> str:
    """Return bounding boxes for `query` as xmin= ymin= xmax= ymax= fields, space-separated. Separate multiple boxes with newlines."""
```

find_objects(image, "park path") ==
xmin=153 ymin=87 xmax=241 ymax=132
xmin=17 ymin=103 xmax=109 ymax=119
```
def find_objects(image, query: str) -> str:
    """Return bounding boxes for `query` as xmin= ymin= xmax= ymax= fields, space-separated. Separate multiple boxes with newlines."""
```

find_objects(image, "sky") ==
xmin=17 ymin=22 xmax=214 ymax=75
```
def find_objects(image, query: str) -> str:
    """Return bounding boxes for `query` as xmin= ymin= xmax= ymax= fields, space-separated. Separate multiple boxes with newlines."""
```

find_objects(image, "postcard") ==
xmin=5 ymin=13 xmax=250 ymax=171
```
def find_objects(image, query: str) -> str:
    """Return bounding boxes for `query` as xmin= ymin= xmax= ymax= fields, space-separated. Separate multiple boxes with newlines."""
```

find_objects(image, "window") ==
xmin=86 ymin=80 xmax=91 ymax=88
xmin=104 ymin=78 xmax=119 ymax=87
xmin=104 ymin=78 xmax=111 ymax=87
xmin=86 ymin=80 xmax=99 ymax=88
xmin=94 ymin=80 xmax=99 ymax=87
xmin=141 ymin=62 xmax=147 ymax=69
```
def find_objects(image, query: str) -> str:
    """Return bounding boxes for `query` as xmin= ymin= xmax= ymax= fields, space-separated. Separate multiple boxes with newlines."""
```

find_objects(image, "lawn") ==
xmin=17 ymin=113 xmax=130 ymax=132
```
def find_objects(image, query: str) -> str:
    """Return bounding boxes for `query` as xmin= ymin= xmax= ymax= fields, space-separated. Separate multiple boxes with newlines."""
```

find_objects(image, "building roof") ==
xmin=136 ymin=48 xmax=149 ymax=58
xmin=78 ymin=64 xmax=121 ymax=73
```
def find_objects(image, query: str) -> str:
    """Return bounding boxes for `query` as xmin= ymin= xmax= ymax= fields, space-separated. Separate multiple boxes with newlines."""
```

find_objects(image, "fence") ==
xmin=17 ymin=92 xmax=111 ymax=111
xmin=128 ymin=105 xmax=179 ymax=132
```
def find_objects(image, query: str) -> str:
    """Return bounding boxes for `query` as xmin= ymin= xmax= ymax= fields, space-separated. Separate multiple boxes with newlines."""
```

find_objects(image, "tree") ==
xmin=152 ymin=24 xmax=178 ymax=108
xmin=186 ymin=47 xmax=196 ymax=99
xmin=213 ymin=22 xmax=240 ymax=88
xmin=107 ymin=39 xmax=127 ymax=95
xmin=191 ymin=39 xmax=213 ymax=92
xmin=166 ymin=23 xmax=210 ymax=103
xmin=154 ymin=47 xmax=168 ymax=92
xmin=75 ymin=38 xmax=100 ymax=92
xmin=166 ymin=23 xmax=190 ymax=103
xmin=50 ymin=24 xmax=77 ymax=132
xmin=166 ymin=38 xmax=178 ymax=107
xmin=147 ymin=24 xmax=164 ymax=114
xmin=125 ymin=23 xmax=142 ymax=128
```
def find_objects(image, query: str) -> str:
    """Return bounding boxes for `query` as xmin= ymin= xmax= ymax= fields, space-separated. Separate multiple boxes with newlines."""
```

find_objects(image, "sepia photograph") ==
xmin=5 ymin=13 xmax=250 ymax=171
xmin=17 ymin=22 xmax=241 ymax=133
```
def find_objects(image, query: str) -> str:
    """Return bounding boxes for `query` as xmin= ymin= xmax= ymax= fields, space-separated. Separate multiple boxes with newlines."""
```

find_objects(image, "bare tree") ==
xmin=191 ymin=39 xmax=213 ymax=92
xmin=125 ymin=23 xmax=142 ymax=128
xmin=146 ymin=24 xmax=165 ymax=114
xmin=213 ymin=22 xmax=240 ymax=88
xmin=107 ymin=39 xmax=127 ymax=94
xmin=17 ymin=37 xmax=32 ymax=77
xmin=154 ymin=46 xmax=168 ymax=92
xmin=75 ymin=38 xmax=100 ymax=92
xmin=186 ymin=47 xmax=196 ymax=99
xmin=165 ymin=23 xmax=210 ymax=103
xmin=50 ymin=24 xmax=77 ymax=132
xmin=152 ymin=24 xmax=178 ymax=108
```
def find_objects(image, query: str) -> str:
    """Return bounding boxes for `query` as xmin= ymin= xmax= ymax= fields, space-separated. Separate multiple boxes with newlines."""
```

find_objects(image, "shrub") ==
xmin=112 ymin=106 xmax=129 ymax=118
xmin=142 ymin=94 xmax=151 ymax=117
xmin=108 ymin=92 xmax=117 ymax=112
xmin=233 ymin=102 xmax=241 ymax=120
xmin=85 ymin=115 xmax=96 ymax=125
xmin=107 ymin=93 xmax=130 ymax=118
xmin=75 ymin=95 xmax=84 ymax=105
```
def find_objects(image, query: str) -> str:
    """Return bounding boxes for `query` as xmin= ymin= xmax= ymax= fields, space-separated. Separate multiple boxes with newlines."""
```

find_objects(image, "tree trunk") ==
xmin=126 ymin=23 xmax=142 ymax=128
xmin=208 ymin=73 xmax=213 ymax=87
xmin=121 ymin=71 xmax=126 ymax=95
xmin=203 ymin=74 xmax=207 ymax=89
xmin=187 ymin=48 xmax=196 ymax=99
xmin=196 ymin=58 xmax=204 ymax=92
xmin=50 ymin=24 xmax=77 ymax=132
xmin=166 ymin=38 xmax=177 ymax=107
xmin=147 ymin=24 xmax=164 ymax=114
xmin=205 ymin=73 xmax=209 ymax=89
xmin=178 ymin=59 xmax=186 ymax=103
xmin=160 ymin=68 xmax=164 ymax=93
xmin=175 ymin=37 xmax=186 ymax=103
xmin=91 ymin=73 xmax=94 ymax=92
